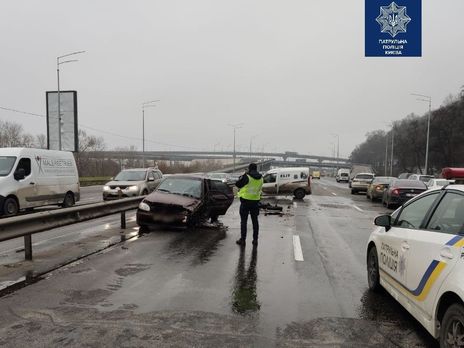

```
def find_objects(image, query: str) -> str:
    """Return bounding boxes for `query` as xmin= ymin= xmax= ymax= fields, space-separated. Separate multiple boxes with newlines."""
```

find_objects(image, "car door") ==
xmin=262 ymin=173 xmax=278 ymax=194
xmin=379 ymin=192 xmax=441 ymax=295
xmin=405 ymin=190 xmax=464 ymax=320
xmin=207 ymin=180 xmax=234 ymax=216
xmin=13 ymin=157 xmax=37 ymax=208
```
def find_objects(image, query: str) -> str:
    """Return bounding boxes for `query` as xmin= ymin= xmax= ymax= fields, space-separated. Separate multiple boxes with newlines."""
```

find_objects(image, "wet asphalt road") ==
xmin=0 ymin=178 xmax=438 ymax=347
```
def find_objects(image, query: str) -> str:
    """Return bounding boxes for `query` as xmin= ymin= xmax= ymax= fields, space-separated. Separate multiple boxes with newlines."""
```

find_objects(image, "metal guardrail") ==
xmin=0 ymin=196 xmax=144 ymax=260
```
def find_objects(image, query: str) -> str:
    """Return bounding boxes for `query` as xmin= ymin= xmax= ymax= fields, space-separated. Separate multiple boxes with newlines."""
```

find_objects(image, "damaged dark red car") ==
xmin=136 ymin=174 xmax=234 ymax=228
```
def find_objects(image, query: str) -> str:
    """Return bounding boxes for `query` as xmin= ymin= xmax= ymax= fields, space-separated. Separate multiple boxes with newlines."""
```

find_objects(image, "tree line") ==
xmin=350 ymin=91 xmax=464 ymax=176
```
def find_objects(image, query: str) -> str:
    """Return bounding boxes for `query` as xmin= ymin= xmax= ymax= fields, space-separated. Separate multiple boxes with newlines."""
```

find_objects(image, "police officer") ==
xmin=235 ymin=163 xmax=263 ymax=246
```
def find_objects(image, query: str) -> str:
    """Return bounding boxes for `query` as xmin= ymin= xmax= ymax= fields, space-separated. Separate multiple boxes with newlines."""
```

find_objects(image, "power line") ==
xmin=0 ymin=105 xmax=197 ymax=150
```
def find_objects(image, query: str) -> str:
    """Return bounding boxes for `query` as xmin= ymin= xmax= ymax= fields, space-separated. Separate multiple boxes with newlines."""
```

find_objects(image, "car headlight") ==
xmin=138 ymin=202 xmax=150 ymax=212
xmin=128 ymin=185 xmax=139 ymax=191
xmin=103 ymin=185 xmax=110 ymax=191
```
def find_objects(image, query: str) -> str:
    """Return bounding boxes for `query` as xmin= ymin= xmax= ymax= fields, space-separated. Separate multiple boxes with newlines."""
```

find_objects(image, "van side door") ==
xmin=262 ymin=173 xmax=278 ymax=194
xmin=14 ymin=157 xmax=37 ymax=208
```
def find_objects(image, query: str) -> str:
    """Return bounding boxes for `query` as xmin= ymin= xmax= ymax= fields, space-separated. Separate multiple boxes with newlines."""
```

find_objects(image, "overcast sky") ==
xmin=1 ymin=0 xmax=463 ymax=158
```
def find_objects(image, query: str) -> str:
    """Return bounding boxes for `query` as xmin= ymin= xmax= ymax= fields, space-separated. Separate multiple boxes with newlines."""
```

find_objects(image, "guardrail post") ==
xmin=120 ymin=211 xmax=126 ymax=229
xmin=24 ymin=234 xmax=32 ymax=260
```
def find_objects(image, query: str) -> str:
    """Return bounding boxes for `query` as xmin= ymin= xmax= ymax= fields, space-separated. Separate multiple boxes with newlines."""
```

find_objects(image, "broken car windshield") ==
xmin=157 ymin=178 xmax=202 ymax=199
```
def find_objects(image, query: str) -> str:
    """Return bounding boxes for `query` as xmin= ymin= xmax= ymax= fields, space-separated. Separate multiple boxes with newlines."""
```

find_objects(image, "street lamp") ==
xmin=57 ymin=50 xmax=85 ymax=150
xmin=331 ymin=134 xmax=340 ymax=169
xmin=249 ymin=134 xmax=259 ymax=158
xmin=228 ymin=123 xmax=244 ymax=173
xmin=411 ymin=93 xmax=432 ymax=175
xmin=142 ymin=100 xmax=160 ymax=168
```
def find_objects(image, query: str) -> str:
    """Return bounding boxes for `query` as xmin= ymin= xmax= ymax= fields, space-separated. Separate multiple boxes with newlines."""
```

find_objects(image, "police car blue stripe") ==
xmin=409 ymin=260 xmax=439 ymax=296
xmin=445 ymin=235 xmax=463 ymax=246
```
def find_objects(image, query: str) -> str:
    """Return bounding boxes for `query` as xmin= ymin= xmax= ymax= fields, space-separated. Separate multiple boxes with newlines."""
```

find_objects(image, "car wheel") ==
xmin=440 ymin=303 xmax=464 ymax=348
xmin=3 ymin=197 xmax=19 ymax=217
xmin=294 ymin=188 xmax=306 ymax=200
xmin=367 ymin=246 xmax=381 ymax=292
xmin=62 ymin=192 xmax=75 ymax=208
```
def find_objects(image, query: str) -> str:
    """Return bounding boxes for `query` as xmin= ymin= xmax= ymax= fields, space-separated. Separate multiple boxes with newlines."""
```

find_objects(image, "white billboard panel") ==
xmin=46 ymin=91 xmax=78 ymax=152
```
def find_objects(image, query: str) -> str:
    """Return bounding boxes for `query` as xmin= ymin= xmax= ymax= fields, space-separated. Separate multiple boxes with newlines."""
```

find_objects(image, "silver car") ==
xmin=103 ymin=168 xmax=163 ymax=200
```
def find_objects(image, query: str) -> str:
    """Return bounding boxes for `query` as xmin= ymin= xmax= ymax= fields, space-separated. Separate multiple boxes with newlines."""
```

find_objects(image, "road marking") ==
xmin=331 ymin=192 xmax=337 ymax=196
xmin=293 ymin=202 xmax=297 ymax=208
xmin=353 ymin=205 xmax=364 ymax=212
xmin=293 ymin=235 xmax=304 ymax=262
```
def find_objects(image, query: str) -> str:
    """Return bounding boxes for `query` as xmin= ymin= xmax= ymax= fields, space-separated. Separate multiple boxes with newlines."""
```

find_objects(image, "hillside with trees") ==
xmin=350 ymin=91 xmax=464 ymax=176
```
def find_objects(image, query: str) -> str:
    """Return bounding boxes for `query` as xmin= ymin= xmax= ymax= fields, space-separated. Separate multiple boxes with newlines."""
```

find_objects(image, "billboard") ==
xmin=46 ymin=91 xmax=78 ymax=152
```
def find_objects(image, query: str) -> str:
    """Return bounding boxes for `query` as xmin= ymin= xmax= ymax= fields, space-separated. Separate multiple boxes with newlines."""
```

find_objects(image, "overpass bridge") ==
xmin=86 ymin=150 xmax=351 ymax=166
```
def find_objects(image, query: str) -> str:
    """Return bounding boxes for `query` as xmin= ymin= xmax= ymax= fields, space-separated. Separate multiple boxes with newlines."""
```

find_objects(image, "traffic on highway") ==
xmin=2 ymin=158 xmax=464 ymax=347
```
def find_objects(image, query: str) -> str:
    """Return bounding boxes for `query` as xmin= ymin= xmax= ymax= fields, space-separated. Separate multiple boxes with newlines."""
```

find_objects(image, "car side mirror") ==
xmin=148 ymin=177 xmax=155 ymax=182
xmin=374 ymin=214 xmax=391 ymax=231
xmin=14 ymin=168 xmax=25 ymax=181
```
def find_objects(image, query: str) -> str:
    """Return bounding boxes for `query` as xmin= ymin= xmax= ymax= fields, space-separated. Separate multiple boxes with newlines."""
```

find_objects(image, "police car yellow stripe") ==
xmin=379 ymin=235 xmax=462 ymax=302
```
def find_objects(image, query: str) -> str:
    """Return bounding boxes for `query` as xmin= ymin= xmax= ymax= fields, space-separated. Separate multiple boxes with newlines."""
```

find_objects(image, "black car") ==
xmin=382 ymin=179 xmax=427 ymax=209
xmin=137 ymin=175 xmax=234 ymax=229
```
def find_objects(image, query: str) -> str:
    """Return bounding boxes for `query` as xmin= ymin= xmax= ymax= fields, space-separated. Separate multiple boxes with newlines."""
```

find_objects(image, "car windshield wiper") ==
xmin=157 ymin=188 xmax=171 ymax=193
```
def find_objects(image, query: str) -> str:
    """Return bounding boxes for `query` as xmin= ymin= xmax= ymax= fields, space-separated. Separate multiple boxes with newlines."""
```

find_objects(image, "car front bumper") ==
xmin=136 ymin=209 xmax=189 ymax=227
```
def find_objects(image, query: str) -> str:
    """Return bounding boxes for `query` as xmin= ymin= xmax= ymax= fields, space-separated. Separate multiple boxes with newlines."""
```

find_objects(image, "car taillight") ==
xmin=392 ymin=188 xmax=400 ymax=196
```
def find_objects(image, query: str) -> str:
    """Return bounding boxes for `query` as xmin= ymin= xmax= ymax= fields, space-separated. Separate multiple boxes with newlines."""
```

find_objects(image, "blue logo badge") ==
xmin=365 ymin=0 xmax=421 ymax=57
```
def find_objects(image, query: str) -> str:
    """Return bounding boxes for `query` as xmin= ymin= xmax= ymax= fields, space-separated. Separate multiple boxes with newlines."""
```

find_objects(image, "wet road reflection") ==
xmin=358 ymin=289 xmax=437 ymax=347
xmin=231 ymin=245 xmax=260 ymax=315
xmin=166 ymin=227 xmax=227 ymax=264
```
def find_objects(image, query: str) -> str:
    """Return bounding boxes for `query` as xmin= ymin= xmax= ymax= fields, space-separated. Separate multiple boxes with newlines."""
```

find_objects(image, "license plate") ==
xmin=405 ymin=193 xmax=416 ymax=197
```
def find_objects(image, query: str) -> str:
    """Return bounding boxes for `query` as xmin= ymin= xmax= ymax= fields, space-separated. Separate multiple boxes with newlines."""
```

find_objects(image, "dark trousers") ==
xmin=239 ymin=200 xmax=259 ymax=240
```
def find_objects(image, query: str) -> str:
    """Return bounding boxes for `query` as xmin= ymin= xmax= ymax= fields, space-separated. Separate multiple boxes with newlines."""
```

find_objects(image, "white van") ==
xmin=262 ymin=167 xmax=311 ymax=199
xmin=0 ymin=148 xmax=80 ymax=216
xmin=336 ymin=168 xmax=350 ymax=182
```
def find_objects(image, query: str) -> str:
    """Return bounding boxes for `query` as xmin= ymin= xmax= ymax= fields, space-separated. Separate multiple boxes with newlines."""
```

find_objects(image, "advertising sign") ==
xmin=46 ymin=91 xmax=78 ymax=152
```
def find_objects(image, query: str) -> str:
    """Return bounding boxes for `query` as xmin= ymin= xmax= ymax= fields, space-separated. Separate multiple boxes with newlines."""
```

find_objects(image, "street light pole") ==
xmin=385 ymin=131 xmax=389 ymax=176
xmin=390 ymin=127 xmax=394 ymax=176
xmin=411 ymin=93 xmax=432 ymax=174
xmin=56 ymin=50 xmax=85 ymax=151
xmin=229 ymin=123 xmax=243 ymax=173
xmin=332 ymin=134 xmax=340 ymax=170
xmin=141 ymin=100 xmax=160 ymax=168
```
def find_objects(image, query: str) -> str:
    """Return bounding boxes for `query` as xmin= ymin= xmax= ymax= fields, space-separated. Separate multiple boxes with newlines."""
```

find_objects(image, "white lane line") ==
xmin=331 ymin=192 xmax=337 ymax=196
xmin=353 ymin=205 xmax=364 ymax=212
xmin=293 ymin=235 xmax=304 ymax=262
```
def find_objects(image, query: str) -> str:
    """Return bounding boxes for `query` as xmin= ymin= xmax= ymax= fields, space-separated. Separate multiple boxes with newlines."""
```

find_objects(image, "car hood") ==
xmin=144 ymin=191 xmax=201 ymax=212
xmin=105 ymin=180 xmax=143 ymax=187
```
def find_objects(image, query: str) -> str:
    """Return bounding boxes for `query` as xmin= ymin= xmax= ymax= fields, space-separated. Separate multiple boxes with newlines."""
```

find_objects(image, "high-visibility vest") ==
xmin=238 ymin=175 xmax=263 ymax=200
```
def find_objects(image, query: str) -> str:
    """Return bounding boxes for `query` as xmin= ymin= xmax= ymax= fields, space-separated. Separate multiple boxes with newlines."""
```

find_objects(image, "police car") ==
xmin=367 ymin=170 xmax=464 ymax=347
